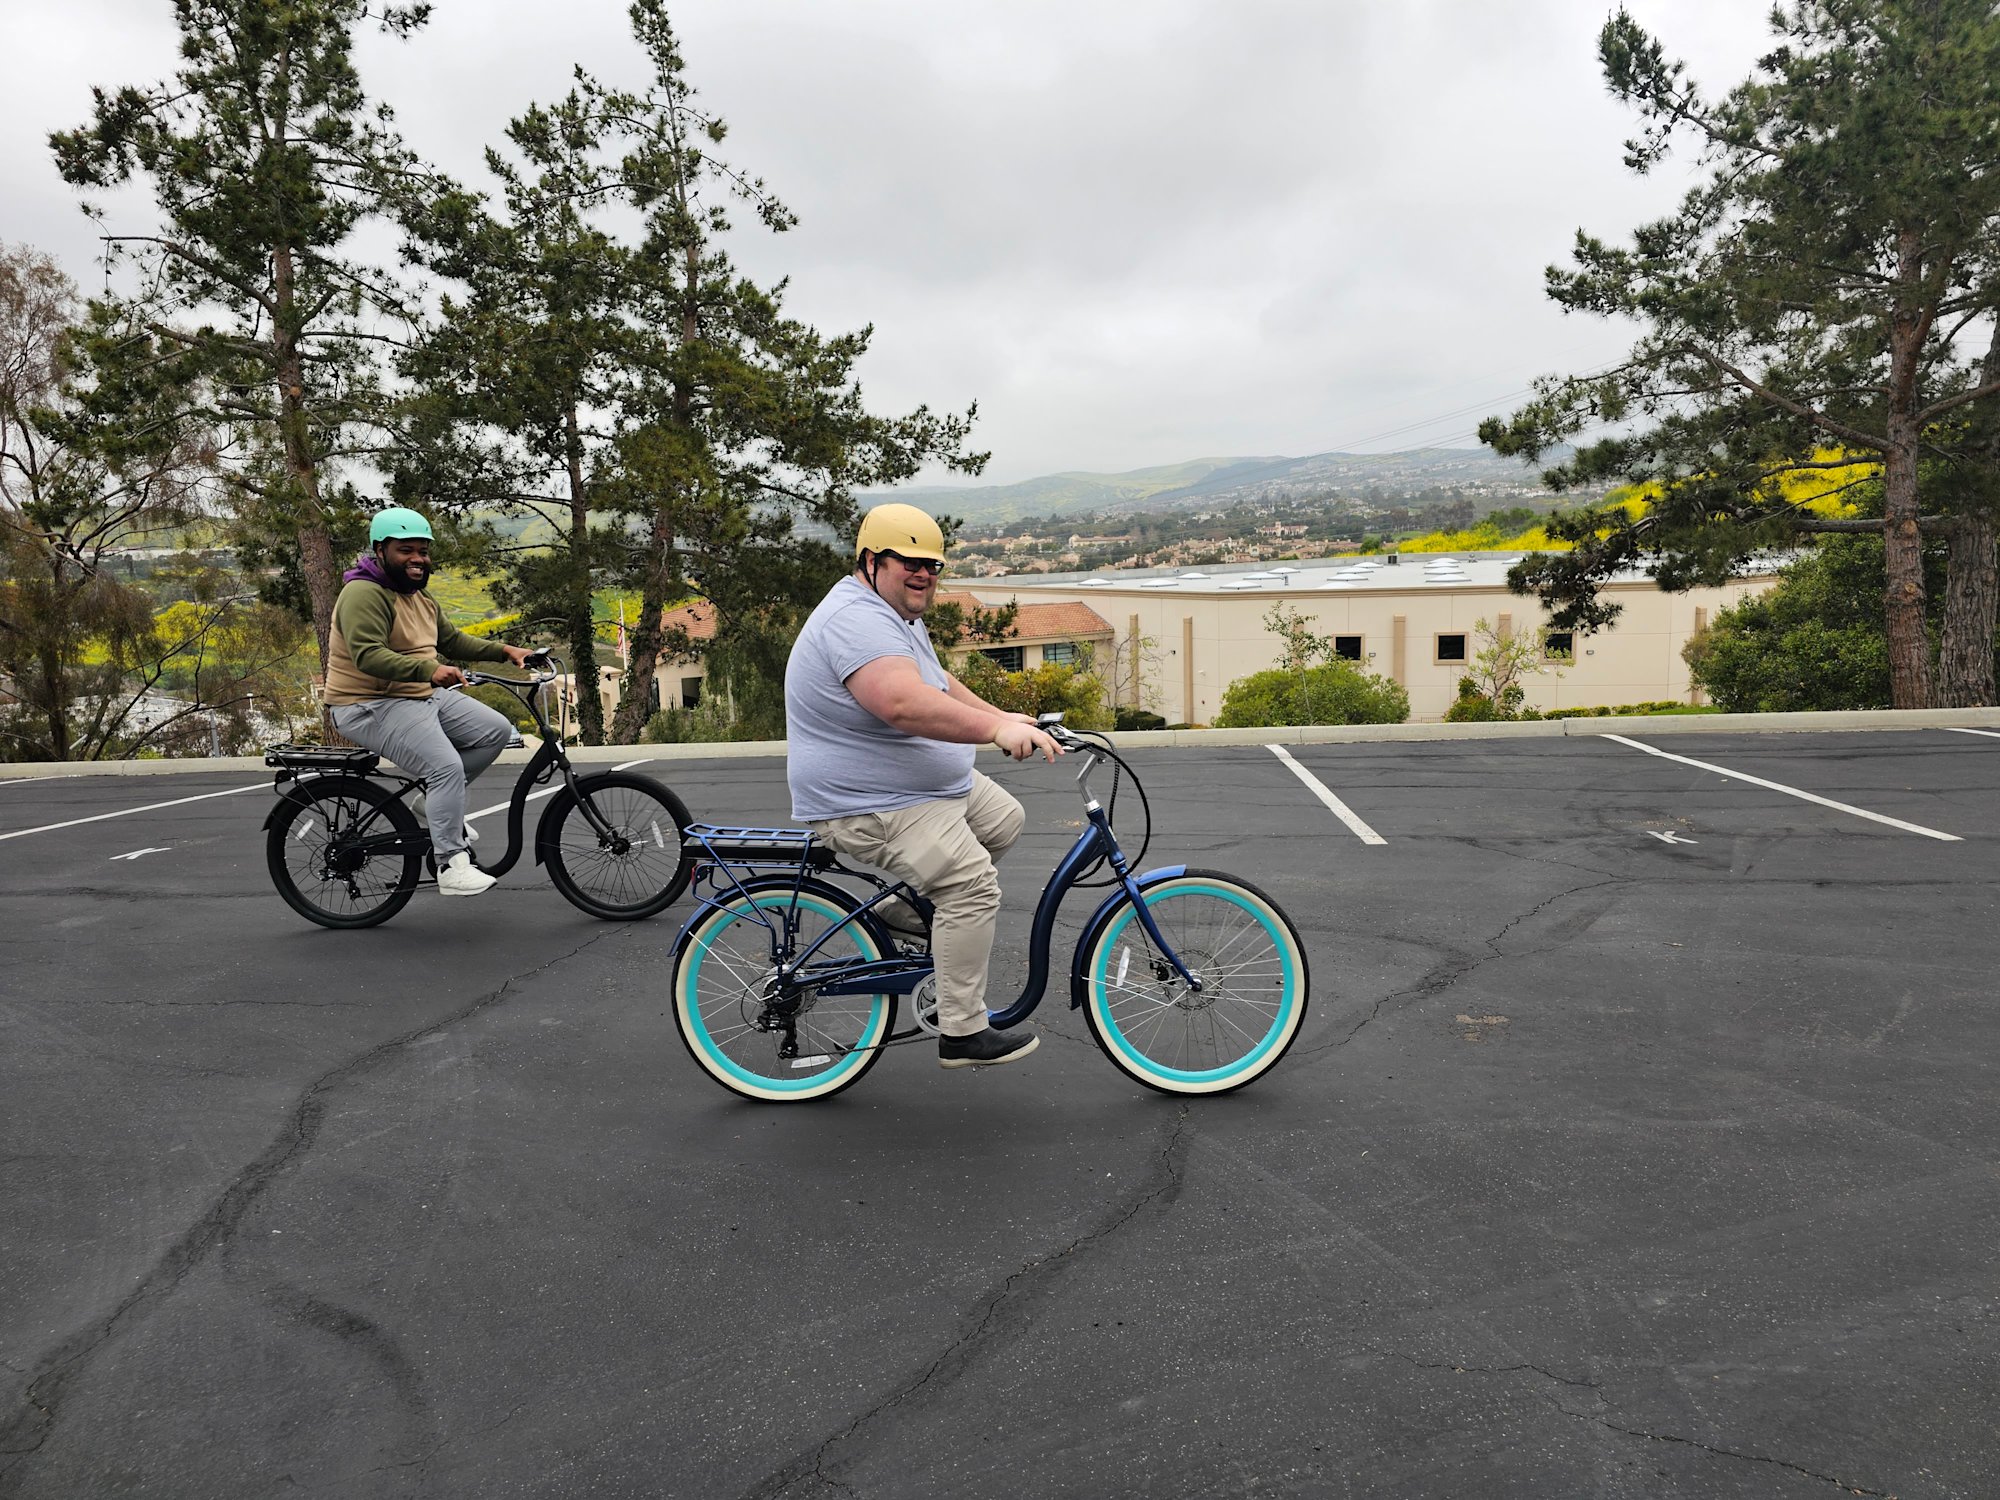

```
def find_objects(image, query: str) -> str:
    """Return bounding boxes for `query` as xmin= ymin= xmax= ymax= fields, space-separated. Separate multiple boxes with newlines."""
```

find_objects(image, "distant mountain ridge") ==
xmin=873 ymin=448 xmax=1553 ymax=523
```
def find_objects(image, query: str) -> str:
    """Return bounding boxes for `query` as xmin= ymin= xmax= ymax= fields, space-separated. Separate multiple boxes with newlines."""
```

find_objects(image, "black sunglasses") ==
xmin=878 ymin=550 xmax=943 ymax=575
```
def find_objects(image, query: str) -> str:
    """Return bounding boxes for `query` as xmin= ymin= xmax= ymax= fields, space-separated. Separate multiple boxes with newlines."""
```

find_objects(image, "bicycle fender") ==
xmin=260 ymin=780 xmax=326 ymax=831
xmin=1067 ymin=865 xmax=1186 ymax=1010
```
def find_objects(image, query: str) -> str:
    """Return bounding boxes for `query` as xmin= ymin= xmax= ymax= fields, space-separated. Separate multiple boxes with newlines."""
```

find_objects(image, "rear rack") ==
xmin=684 ymin=823 xmax=837 ymax=870
xmin=265 ymin=743 xmax=380 ymax=773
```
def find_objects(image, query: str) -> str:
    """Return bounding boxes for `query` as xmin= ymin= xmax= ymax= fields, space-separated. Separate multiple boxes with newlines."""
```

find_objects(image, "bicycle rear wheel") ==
xmin=672 ymin=879 xmax=894 ymax=1102
xmin=543 ymin=771 xmax=694 ymax=920
xmin=266 ymin=778 xmax=423 ymax=929
xmin=1080 ymin=869 xmax=1308 ymax=1095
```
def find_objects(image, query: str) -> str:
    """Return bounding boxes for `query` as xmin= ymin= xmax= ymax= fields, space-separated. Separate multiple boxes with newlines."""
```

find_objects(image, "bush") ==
xmin=1114 ymin=707 xmax=1167 ymax=732
xmin=1444 ymin=676 xmax=1540 ymax=722
xmin=955 ymin=657 xmax=1113 ymax=730
xmin=1215 ymin=662 xmax=1409 ymax=728
xmin=1682 ymin=534 xmax=1961 ymax=712
xmin=642 ymin=695 xmax=740 ymax=744
xmin=464 ymin=683 xmax=536 ymax=733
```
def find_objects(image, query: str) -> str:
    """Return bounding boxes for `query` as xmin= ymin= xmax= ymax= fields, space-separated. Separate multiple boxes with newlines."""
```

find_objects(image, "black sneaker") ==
xmin=938 ymin=1027 xmax=1039 ymax=1069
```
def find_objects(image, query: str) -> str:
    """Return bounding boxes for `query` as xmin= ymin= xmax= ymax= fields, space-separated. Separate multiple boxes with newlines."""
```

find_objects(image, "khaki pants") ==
xmin=809 ymin=771 xmax=1025 ymax=1037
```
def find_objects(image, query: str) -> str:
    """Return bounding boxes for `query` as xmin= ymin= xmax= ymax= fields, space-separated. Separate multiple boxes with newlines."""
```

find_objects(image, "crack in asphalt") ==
xmin=1291 ymin=876 xmax=1628 ymax=1063
xmin=1371 ymin=1349 xmax=1600 ymax=1391
xmin=1589 ymin=1419 xmax=1894 ymax=1496
xmin=0 ymin=924 xmax=625 ymax=1485
xmin=738 ymin=1104 xmax=1195 ymax=1500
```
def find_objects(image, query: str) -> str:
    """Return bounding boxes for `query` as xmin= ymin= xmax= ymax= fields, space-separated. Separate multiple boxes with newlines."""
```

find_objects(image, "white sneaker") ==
xmin=437 ymin=850 xmax=497 ymax=898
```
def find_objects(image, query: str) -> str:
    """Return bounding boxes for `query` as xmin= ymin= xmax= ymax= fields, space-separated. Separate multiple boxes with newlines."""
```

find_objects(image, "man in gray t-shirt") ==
xmin=784 ymin=503 xmax=1062 ymax=1069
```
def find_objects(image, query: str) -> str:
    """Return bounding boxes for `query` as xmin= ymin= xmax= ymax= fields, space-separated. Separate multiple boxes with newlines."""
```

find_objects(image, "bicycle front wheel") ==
xmin=672 ymin=879 xmax=894 ymax=1102
xmin=1081 ymin=869 xmax=1308 ymax=1095
xmin=266 ymin=778 xmax=423 ymax=929
xmin=543 ymin=772 xmax=694 ymax=920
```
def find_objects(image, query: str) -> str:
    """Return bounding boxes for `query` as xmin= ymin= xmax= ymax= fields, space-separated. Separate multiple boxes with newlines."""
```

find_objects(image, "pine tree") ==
xmin=598 ymin=0 xmax=986 ymax=743
xmin=1482 ymin=1 xmax=2000 ymax=708
xmin=50 ymin=0 xmax=437 ymax=672
xmin=399 ymin=83 xmax=640 ymax=744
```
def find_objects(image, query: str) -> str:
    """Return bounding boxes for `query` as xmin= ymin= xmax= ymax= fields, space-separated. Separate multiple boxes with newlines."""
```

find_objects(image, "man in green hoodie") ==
xmin=326 ymin=507 xmax=534 ymax=897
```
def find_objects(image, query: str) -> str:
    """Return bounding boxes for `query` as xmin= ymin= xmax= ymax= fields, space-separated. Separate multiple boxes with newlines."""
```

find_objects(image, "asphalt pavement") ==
xmin=1 ymin=728 xmax=1995 ymax=1498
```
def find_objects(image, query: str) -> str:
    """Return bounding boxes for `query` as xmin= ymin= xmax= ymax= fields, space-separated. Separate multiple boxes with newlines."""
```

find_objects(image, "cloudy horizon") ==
xmin=2 ymin=1 xmax=1775 ymax=486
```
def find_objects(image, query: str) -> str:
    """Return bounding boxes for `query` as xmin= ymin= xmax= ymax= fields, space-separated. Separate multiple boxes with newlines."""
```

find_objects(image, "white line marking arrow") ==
xmin=111 ymin=847 xmax=171 ymax=861
xmin=1646 ymin=830 xmax=1697 ymax=845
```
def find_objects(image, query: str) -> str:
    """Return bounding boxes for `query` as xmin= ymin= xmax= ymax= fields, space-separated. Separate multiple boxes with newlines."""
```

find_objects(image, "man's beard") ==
xmin=389 ymin=562 xmax=432 ymax=594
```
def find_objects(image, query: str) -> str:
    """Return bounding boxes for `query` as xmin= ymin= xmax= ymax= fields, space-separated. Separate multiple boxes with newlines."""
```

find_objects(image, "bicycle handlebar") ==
xmin=461 ymin=648 xmax=560 ymax=689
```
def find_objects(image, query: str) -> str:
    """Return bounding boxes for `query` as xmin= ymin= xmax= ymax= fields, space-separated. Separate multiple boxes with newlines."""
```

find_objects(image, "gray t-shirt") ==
xmin=785 ymin=576 xmax=976 ymax=820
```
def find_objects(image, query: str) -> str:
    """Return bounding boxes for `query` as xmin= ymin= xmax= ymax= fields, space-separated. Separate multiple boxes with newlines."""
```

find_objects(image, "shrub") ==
xmin=642 ymin=694 xmax=740 ymax=744
xmin=1114 ymin=707 xmax=1167 ymax=732
xmin=1215 ymin=662 xmax=1409 ymax=728
xmin=955 ymin=656 xmax=1113 ymax=730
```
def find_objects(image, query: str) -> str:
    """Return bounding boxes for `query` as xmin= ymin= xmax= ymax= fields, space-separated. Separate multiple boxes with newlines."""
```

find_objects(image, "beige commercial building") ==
xmin=972 ymin=554 xmax=1780 ymax=723
xmin=574 ymin=554 xmax=1779 ymax=728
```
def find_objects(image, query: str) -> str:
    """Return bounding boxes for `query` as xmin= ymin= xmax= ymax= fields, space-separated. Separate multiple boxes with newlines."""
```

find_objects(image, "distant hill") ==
xmin=873 ymin=448 xmax=1555 ymax=523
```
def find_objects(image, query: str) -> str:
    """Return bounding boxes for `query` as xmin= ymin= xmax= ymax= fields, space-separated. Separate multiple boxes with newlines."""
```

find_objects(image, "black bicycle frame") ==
xmin=284 ymin=673 xmax=613 ymax=881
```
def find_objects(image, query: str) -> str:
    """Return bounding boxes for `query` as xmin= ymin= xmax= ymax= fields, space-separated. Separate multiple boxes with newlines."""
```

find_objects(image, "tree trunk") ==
xmin=1938 ymin=318 xmax=2000 ymax=708
xmin=609 ymin=507 xmax=675 ymax=744
xmin=564 ymin=404 xmax=605 ymax=745
xmin=1938 ymin=510 xmax=1998 ymax=707
xmin=1880 ymin=244 xmax=1936 ymax=709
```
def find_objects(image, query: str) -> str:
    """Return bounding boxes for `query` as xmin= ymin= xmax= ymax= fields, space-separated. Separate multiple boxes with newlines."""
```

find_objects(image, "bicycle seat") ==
xmin=264 ymin=743 xmax=382 ymax=773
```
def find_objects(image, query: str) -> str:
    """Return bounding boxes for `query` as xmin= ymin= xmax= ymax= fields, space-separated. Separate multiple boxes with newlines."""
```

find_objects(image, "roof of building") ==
xmin=656 ymin=601 xmax=717 ymax=640
xmin=937 ymin=591 xmax=1115 ymax=641
xmin=980 ymin=552 xmax=1786 ymax=596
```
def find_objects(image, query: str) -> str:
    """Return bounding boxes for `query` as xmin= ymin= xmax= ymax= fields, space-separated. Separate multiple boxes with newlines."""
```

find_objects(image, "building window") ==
xmin=1042 ymin=640 xmax=1080 ymax=666
xmin=1543 ymin=631 xmax=1574 ymax=661
xmin=680 ymin=676 xmax=703 ymax=709
xmin=979 ymin=646 xmax=1025 ymax=672
xmin=1436 ymin=633 xmax=1467 ymax=664
xmin=1333 ymin=635 xmax=1362 ymax=662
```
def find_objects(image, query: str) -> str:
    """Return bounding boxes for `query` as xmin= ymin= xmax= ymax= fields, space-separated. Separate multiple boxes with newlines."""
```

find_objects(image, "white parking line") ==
xmin=1601 ymin=734 xmax=1961 ymax=842
xmin=1266 ymin=745 xmax=1387 ymax=845
xmin=1944 ymin=727 xmax=2000 ymax=740
xmin=0 ymin=783 xmax=266 ymax=843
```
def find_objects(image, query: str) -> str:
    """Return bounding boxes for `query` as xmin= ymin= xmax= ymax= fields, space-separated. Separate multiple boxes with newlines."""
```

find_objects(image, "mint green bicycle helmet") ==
xmin=368 ymin=506 xmax=434 ymax=545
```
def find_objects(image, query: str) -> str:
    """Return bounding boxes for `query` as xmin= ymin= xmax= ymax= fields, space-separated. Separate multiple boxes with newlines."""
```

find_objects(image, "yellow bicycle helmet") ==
xmin=854 ymin=503 xmax=945 ymax=562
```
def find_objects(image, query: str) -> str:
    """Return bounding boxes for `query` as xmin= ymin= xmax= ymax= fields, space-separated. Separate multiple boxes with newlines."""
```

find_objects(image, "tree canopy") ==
xmin=1482 ymin=0 xmax=2000 ymax=708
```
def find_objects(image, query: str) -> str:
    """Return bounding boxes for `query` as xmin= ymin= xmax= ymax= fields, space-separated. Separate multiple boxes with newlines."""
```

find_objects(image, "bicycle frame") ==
xmin=268 ymin=657 xmax=622 ymax=881
xmin=681 ymin=741 xmax=1202 ymax=1031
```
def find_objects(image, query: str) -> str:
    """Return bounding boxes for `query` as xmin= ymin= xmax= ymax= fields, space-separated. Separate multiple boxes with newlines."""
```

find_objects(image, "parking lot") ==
xmin=2 ymin=725 xmax=1996 ymax=1498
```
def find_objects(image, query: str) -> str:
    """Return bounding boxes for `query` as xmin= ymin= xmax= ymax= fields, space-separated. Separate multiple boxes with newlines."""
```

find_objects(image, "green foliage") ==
xmin=1445 ymin=678 xmax=1536 ymax=722
xmin=956 ymin=655 xmax=1112 ymax=730
xmin=1215 ymin=662 xmax=1409 ymax=728
xmin=50 ymin=0 xmax=437 ymax=663
xmin=1682 ymin=536 xmax=1964 ymax=712
xmin=1114 ymin=707 xmax=1167 ymax=731
xmin=642 ymin=694 xmax=740 ymax=745
xmin=925 ymin=596 xmax=1017 ymax=654
xmin=1481 ymin=0 xmax=2000 ymax=708
xmin=1541 ymin=701 xmax=1710 ymax=719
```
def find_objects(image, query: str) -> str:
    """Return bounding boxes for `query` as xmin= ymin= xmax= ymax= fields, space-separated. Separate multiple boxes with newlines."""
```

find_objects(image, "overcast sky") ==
xmin=2 ymin=1 xmax=1776 ymax=485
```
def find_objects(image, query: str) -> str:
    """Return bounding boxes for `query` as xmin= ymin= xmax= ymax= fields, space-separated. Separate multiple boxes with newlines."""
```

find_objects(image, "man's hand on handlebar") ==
xmin=431 ymin=662 xmax=467 ymax=687
xmin=500 ymin=644 xmax=538 ymax=669
xmin=992 ymin=718 xmax=1064 ymax=762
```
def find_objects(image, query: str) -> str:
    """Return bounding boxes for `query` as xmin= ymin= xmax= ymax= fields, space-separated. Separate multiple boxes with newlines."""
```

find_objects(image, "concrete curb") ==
xmin=6 ymin=706 xmax=1999 ymax=780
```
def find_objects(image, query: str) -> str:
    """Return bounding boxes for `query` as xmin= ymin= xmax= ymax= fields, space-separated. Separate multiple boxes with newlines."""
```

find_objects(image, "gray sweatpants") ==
xmin=329 ymin=691 xmax=516 ymax=859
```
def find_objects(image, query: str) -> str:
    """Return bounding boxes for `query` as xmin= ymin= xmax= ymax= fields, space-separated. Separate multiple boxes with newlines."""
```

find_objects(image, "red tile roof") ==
xmin=935 ymin=591 xmax=1114 ymax=642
